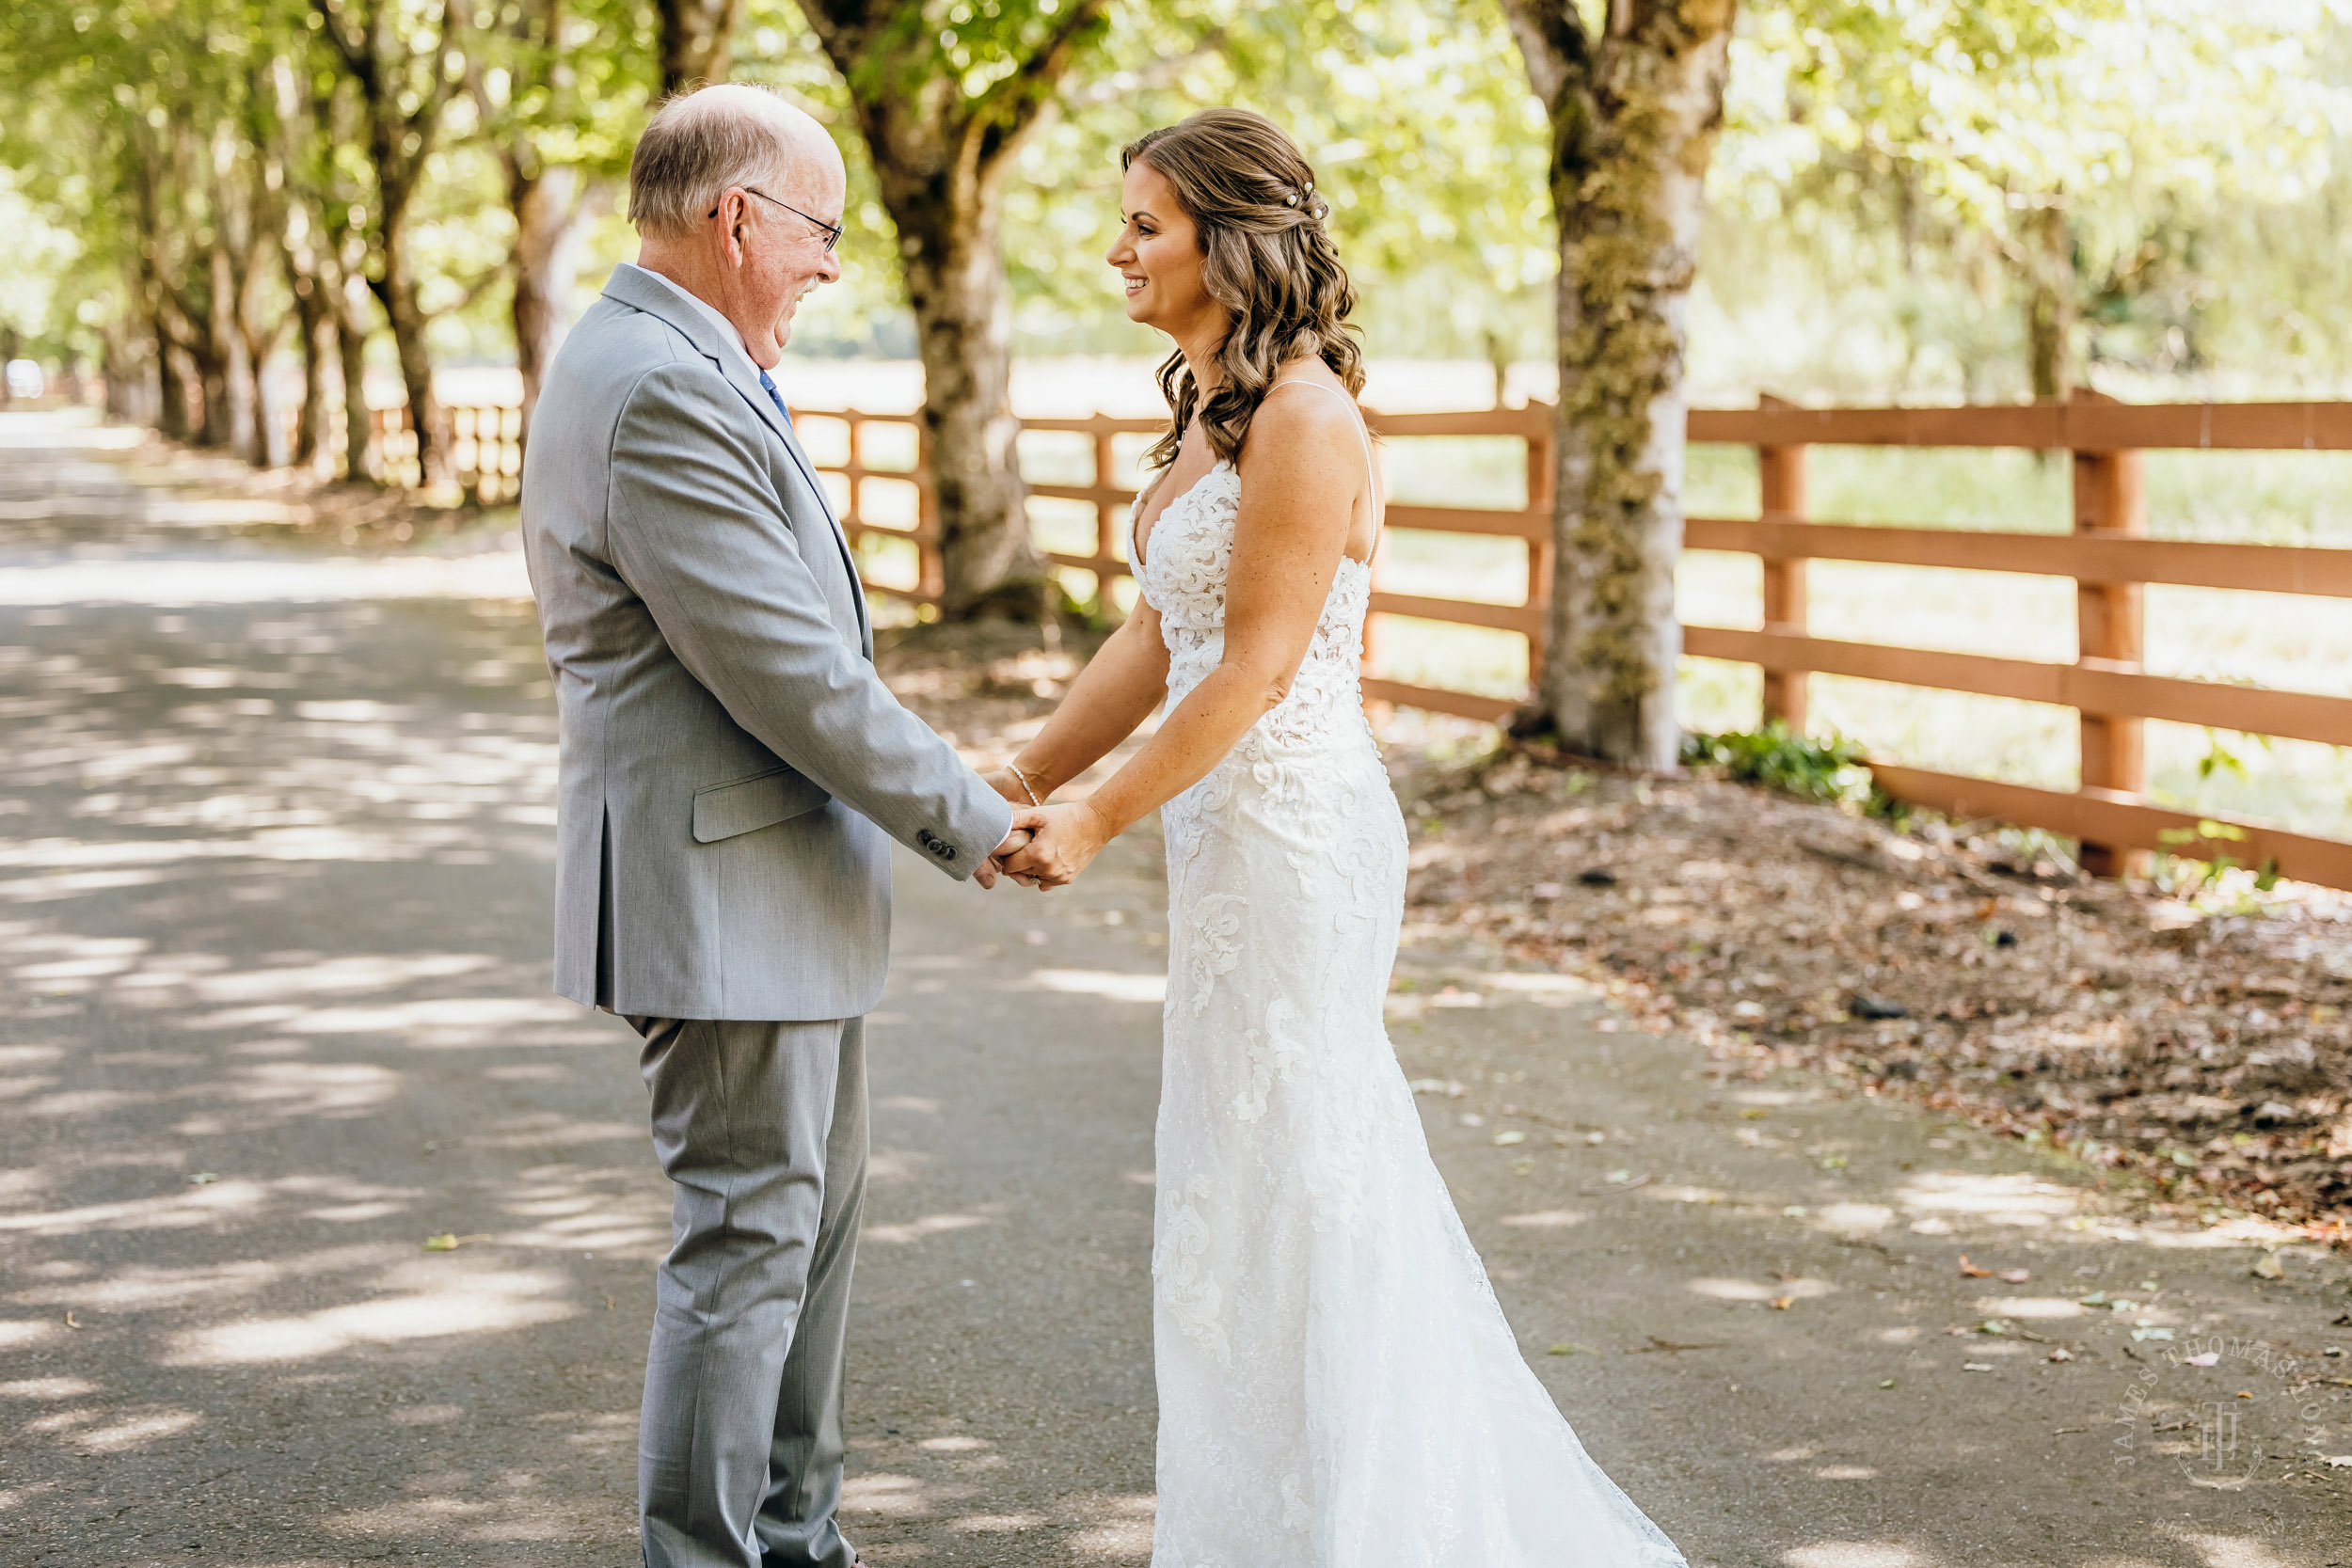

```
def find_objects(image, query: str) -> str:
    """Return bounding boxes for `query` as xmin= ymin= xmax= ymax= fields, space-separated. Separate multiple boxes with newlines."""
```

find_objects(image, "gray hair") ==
xmin=628 ymin=85 xmax=797 ymax=239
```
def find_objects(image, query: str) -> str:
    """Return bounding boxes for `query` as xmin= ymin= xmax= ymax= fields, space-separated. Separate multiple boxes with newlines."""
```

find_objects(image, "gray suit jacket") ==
xmin=520 ymin=264 xmax=1012 ymax=1022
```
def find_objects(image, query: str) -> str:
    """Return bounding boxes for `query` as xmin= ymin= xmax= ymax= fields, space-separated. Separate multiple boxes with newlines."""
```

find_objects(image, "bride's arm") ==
xmin=1003 ymin=390 xmax=1363 ymax=886
xmin=991 ymin=604 xmax=1173 ymax=798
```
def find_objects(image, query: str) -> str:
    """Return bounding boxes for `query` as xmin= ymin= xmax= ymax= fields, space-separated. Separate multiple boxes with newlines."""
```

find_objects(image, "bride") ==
xmin=991 ymin=108 xmax=1685 ymax=1568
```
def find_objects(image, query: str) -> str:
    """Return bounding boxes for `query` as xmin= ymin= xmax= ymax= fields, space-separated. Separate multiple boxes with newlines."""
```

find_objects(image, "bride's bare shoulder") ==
xmin=1240 ymin=363 xmax=1362 ymax=467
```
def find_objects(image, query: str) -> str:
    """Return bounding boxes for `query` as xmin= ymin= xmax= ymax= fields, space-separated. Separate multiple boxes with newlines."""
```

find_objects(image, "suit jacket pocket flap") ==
xmin=691 ymin=768 xmax=830 ymax=843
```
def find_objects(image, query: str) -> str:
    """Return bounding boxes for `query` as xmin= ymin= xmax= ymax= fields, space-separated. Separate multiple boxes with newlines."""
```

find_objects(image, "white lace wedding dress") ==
xmin=1136 ymin=397 xmax=1686 ymax=1568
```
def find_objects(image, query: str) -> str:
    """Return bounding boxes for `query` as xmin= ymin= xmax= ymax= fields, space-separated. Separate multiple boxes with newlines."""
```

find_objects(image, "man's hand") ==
xmin=998 ymin=800 xmax=1112 ymax=891
xmin=974 ymin=821 xmax=1035 ymax=890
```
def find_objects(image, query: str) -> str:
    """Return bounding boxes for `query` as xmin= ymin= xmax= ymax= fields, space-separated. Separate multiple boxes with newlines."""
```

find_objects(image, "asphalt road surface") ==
xmin=2 ymin=413 xmax=2345 ymax=1567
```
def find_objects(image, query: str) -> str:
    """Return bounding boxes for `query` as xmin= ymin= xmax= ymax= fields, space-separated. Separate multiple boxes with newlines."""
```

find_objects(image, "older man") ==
xmin=520 ymin=85 xmax=1033 ymax=1568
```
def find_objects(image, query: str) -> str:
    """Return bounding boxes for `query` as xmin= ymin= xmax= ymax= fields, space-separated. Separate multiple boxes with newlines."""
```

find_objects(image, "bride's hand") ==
xmin=999 ymin=800 xmax=1112 ymax=890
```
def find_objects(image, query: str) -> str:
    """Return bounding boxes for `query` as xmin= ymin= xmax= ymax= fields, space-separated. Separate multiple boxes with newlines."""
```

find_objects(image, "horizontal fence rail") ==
xmin=428 ymin=388 xmax=2351 ymax=891
xmin=1675 ymin=392 xmax=2352 ymax=888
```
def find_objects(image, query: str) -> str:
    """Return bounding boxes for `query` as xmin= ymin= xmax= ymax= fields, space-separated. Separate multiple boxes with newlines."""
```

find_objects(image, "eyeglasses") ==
xmin=708 ymin=186 xmax=843 ymax=255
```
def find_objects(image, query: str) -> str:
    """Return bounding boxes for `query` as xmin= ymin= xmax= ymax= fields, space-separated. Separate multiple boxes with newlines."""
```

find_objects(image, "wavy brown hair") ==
xmin=1123 ymin=109 xmax=1365 ymax=473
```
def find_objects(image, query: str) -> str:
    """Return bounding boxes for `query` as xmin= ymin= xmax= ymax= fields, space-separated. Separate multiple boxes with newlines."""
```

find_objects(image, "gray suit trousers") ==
xmin=631 ymin=1014 xmax=867 ymax=1568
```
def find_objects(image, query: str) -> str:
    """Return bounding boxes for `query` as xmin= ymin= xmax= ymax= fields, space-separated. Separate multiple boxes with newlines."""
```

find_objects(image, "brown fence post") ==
xmin=1092 ymin=416 xmax=1121 ymax=608
xmin=1756 ymin=392 xmax=1810 ymax=732
xmin=843 ymin=411 xmax=867 ymax=542
xmin=1523 ymin=404 xmax=1553 ymax=692
xmin=2072 ymin=389 xmax=2149 ymax=878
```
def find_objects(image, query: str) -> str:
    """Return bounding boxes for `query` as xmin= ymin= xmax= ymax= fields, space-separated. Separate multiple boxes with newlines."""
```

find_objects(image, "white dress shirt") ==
xmin=616 ymin=261 xmax=752 ymax=360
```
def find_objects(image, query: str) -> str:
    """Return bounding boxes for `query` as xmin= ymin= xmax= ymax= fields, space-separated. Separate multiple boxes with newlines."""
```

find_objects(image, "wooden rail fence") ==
xmin=426 ymin=390 xmax=2352 ymax=893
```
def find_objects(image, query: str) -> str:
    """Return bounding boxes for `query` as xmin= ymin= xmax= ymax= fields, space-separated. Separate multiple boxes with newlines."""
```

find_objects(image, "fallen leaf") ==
xmin=1547 ymin=1341 xmax=1594 ymax=1356
xmin=1977 ymin=1320 xmax=2012 ymax=1336
xmin=1493 ymin=1130 xmax=1528 ymax=1147
xmin=2250 ymin=1253 xmax=2284 ymax=1280
xmin=1739 ymin=1108 xmax=1770 ymax=1120
xmin=1878 ymin=1378 xmax=1897 ymax=1389
xmin=2046 ymin=1348 xmax=2074 ymax=1362
xmin=1998 ymin=1268 xmax=2030 ymax=1285
xmin=422 ymin=1232 xmax=492 ymax=1252
xmin=1958 ymin=1256 xmax=1993 ymax=1278
xmin=1770 ymin=1296 xmax=1795 ymax=1311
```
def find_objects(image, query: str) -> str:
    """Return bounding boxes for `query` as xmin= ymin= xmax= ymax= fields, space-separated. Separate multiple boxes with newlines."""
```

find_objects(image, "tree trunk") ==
xmin=101 ymin=323 xmax=148 ymax=423
xmin=2024 ymin=201 xmax=2075 ymax=402
xmin=194 ymin=335 xmax=233 ymax=449
xmin=243 ymin=315 xmax=289 ymax=467
xmin=1502 ymin=0 xmax=1738 ymax=770
xmin=236 ymin=232 xmax=288 ymax=468
xmin=339 ymin=277 xmax=381 ymax=483
xmin=292 ymin=269 xmax=331 ymax=467
xmin=510 ymin=164 xmax=587 ymax=440
xmin=892 ymin=191 xmax=1048 ymax=619
xmin=155 ymin=324 xmax=195 ymax=442
xmin=313 ymin=0 xmax=455 ymax=491
xmin=373 ymin=247 xmax=447 ymax=490
xmin=796 ymin=1 xmax=1106 ymax=621
xmin=213 ymin=245 xmax=260 ymax=459
xmin=660 ymin=0 xmax=744 ymax=92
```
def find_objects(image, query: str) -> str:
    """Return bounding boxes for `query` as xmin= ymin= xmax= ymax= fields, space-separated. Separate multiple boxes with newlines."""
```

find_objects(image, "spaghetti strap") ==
xmin=1269 ymin=378 xmax=1379 ymax=513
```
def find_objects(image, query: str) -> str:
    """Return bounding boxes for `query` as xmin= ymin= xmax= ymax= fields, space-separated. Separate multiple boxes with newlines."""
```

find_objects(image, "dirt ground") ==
xmin=2 ymin=417 xmax=2347 ymax=1566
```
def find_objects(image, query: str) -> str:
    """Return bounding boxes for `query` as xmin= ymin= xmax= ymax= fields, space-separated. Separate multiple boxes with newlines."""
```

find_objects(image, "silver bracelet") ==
xmin=1006 ymin=762 xmax=1042 ymax=806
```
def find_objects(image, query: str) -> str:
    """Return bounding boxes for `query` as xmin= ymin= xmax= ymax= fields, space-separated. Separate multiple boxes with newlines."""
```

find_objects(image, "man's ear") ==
xmin=716 ymin=194 xmax=746 ymax=268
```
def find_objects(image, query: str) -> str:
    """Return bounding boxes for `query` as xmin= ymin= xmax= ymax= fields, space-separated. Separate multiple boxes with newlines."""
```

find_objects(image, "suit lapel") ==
xmin=713 ymin=357 xmax=873 ymax=652
xmin=600 ymin=267 xmax=874 ymax=654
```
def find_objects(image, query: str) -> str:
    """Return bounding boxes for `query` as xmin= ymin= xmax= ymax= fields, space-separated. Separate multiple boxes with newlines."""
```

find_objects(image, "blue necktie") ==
xmin=755 ymin=369 xmax=796 ymax=435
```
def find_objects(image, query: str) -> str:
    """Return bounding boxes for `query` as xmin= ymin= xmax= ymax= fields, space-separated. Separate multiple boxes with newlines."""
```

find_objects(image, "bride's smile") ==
xmin=1107 ymin=161 xmax=1218 ymax=348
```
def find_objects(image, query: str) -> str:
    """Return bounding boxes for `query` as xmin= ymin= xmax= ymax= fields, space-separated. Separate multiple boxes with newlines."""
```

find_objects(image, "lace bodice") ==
xmin=1132 ymin=461 xmax=1375 ymax=753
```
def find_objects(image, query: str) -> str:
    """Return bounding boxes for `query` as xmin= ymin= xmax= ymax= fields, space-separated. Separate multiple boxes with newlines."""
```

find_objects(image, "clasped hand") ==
xmin=974 ymin=766 xmax=1109 ymax=891
xmin=985 ymin=801 xmax=1108 ymax=890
